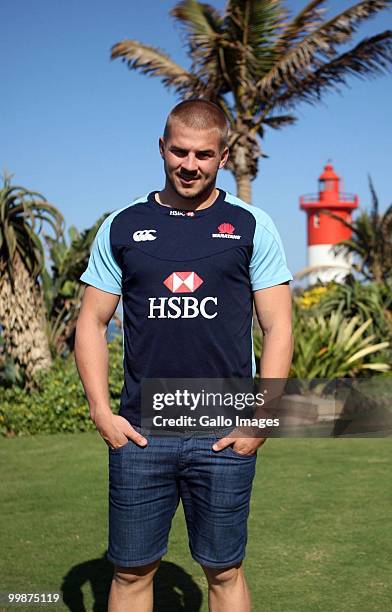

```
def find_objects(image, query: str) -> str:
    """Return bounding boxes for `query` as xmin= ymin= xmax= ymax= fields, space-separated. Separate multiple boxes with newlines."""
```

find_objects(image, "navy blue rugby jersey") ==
xmin=80 ymin=189 xmax=292 ymax=426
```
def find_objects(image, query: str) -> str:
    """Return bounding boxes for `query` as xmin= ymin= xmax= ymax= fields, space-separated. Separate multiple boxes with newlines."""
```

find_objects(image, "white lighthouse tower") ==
xmin=300 ymin=162 xmax=359 ymax=285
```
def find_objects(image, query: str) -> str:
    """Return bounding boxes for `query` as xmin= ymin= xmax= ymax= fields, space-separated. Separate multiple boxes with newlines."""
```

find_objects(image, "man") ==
xmin=75 ymin=99 xmax=293 ymax=612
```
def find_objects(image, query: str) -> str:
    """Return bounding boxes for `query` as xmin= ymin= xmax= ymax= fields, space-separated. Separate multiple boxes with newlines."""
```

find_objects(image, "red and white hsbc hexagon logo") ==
xmin=148 ymin=272 xmax=218 ymax=319
xmin=163 ymin=271 xmax=203 ymax=293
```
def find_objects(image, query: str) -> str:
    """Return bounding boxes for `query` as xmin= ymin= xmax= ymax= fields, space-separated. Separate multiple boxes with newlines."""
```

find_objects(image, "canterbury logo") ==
xmin=133 ymin=229 xmax=157 ymax=242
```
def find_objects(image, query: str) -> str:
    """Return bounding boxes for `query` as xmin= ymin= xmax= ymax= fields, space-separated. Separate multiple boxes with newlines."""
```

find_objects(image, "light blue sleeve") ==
xmin=250 ymin=214 xmax=293 ymax=291
xmin=80 ymin=216 xmax=122 ymax=295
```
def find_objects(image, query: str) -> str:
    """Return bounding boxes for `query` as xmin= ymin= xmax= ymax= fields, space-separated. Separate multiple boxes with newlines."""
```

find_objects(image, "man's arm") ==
xmin=213 ymin=282 xmax=293 ymax=455
xmin=75 ymin=285 xmax=147 ymax=449
xmin=254 ymin=282 xmax=293 ymax=379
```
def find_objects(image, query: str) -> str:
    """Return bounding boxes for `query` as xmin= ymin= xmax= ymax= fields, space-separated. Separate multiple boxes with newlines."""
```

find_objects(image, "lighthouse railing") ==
xmin=301 ymin=192 xmax=357 ymax=204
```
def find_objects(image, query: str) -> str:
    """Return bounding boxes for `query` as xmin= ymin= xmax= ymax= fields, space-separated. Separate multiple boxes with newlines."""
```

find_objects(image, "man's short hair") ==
xmin=164 ymin=99 xmax=229 ymax=149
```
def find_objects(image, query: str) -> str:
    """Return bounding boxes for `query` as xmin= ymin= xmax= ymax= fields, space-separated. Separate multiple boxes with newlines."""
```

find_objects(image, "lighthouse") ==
xmin=300 ymin=162 xmax=359 ymax=284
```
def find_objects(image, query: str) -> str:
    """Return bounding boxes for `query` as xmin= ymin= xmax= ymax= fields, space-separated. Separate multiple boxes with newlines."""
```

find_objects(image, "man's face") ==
xmin=159 ymin=121 xmax=229 ymax=200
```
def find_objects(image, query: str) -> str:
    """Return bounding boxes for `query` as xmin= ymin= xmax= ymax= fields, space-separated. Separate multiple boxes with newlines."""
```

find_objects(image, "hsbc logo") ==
xmin=169 ymin=210 xmax=195 ymax=217
xmin=164 ymin=271 xmax=203 ymax=293
xmin=133 ymin=229 xmax=157 ymax=242
xmin=148 ymin=297 xmax=217 ymax=319
xmin=148 ymin=271 xmax=218 ymax=319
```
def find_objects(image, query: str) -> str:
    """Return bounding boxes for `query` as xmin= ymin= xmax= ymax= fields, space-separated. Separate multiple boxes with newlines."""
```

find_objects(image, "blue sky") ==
xmin=1 ymin=0 xmax=391 ymax=275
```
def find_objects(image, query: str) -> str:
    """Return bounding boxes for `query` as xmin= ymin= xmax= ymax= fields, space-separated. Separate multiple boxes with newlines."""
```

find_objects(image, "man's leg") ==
xmin=179 ymin=436 xmax=257 ymax=611
xmin=107 ymin=435 xmax=180 ymax=609
xmin=179 ymin=435 xmax=256 ymax=612
xmin=108 ymin=560 xmax=161 ymax=612
xmin=201 ymin=563 xmax=251 ymax=612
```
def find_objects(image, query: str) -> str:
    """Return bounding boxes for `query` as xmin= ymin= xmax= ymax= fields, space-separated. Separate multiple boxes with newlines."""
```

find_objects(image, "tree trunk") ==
xmin=236 ymin=174 xmax=252 ymax=204
xmin=371 ymin=260 xmax=383 ymax=284
xmin=228 ymin=127 xmax=258 ymax=205
xmin=0 ymin=253 xmax=52 ymax=381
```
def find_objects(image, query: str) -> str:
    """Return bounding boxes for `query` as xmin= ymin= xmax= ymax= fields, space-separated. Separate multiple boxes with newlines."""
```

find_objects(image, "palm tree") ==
xmin=111 ymin=0 xmax=392 ymax=203
xmin=43 ymin=213 xmax=110 ymax=356
xmin=329 ymin=177 xmax=392 ymax=283
xmin=0 ymin=174 xmax=63 ymax=381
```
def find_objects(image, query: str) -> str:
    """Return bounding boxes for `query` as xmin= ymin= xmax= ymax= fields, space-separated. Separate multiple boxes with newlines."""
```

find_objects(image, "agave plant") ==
xmin=290 ymin=302 xmax=390 ymax=385
xmin=306 ymin=277 xmax=392 ymax=370
xmin=112 ymin=0 xmax=392 ymax=202
xmin=316 ymin=276 xmax=391 ymax=328
xmin=0 ymin=173 xmax=63 ymax=381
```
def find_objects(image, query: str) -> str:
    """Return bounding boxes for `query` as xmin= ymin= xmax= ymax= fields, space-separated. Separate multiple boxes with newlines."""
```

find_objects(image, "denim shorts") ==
xmin=107 ymin=431 xmax=257 ymax=569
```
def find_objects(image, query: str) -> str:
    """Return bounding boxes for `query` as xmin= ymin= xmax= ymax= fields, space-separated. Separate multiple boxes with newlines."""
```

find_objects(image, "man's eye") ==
xmin=172 ymin=149 xmax=187 ymax=157
xmin=197 ymin=153 xmax=212 ymax=160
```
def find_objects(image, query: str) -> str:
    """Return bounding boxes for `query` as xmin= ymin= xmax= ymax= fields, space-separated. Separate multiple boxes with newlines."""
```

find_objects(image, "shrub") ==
xmin=300 ymin=277 xmax=392 ymax=352
xmin=290 ymin=303 xmax=390 ymax=387
xmin=0 ymin=336 xmax=124 ymax=436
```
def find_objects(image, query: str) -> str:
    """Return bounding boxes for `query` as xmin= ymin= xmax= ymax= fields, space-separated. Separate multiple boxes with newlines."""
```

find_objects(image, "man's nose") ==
xmin=181 ymin=154 xmax=198 ymax=173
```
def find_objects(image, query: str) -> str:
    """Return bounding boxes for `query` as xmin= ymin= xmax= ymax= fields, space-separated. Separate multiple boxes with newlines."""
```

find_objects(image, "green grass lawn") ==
xmin=0 ymin=433 xmax=391 ymax=611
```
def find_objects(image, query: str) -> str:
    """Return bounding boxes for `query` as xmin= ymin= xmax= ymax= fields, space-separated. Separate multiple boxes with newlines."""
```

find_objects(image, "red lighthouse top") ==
xmin=300 ymin=162 xmax=358 ymax=246
xmin=319 ymin=162 xmax=339 ymax=180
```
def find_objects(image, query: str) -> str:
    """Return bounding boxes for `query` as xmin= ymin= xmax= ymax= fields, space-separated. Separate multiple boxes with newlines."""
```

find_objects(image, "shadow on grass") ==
xmin=61 ymin=552 xmax=203 ymax=611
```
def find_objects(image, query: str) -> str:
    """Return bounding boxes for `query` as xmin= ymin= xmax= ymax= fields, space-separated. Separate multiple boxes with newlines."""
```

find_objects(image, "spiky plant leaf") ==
xmin=346 ymin=341 xmax=390 ymax=363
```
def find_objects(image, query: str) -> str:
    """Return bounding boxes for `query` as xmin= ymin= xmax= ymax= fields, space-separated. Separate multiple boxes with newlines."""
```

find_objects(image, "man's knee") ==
xmin=202 ymin=563 xmax=242 ymax=587
xmin=113 ymin=559 xmax=161 ymax=588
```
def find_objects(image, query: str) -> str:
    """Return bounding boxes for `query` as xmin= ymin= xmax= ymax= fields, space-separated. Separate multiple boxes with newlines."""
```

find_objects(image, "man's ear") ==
xmin=159 ymin=137 xmax=165 ymax=159
xmin=219 ymin=146 xmax=229 ymax=169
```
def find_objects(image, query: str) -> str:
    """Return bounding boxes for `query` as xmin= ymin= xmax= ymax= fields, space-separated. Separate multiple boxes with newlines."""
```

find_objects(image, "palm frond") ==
xmin=310 ymin=0 xmax=391 ymax=48
xmin=380 ymin=203 xmax=392 ymax=231
xmin=275 ymin=0 xmax=327 ymax=51
xmin=171 ymin=1 xmax=231 ymax=95
xmin=224 ymin=0 xmax=286 ymax=77
xmin=262 ymin=113 xmax=297 ymax=129
xmin=111 ymin=40 xmax=198 ymax=94
xmin=258 ymin=0 xmax=391 ymax=95
xmin=368 ymin=174 xmax=379 ymax=217
xmin=225 ymin=0 xmax=285 ymax=46
xmin=274 ymin=31 xmax=392 ymax=107
xmin=332 ymin=238 xmax=367 ymax=258
xmin=171 ymin=0 xmax=224 ymax=40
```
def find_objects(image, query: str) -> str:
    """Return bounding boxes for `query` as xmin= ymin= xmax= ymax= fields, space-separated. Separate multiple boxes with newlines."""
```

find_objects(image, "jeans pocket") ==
xmin=109 ymin=440 xmax=130 ymax=453
xmin=224 ymin=445 xmax=257 ymax=459
xmin=213 ymin=434 xmax=255 ymax=459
